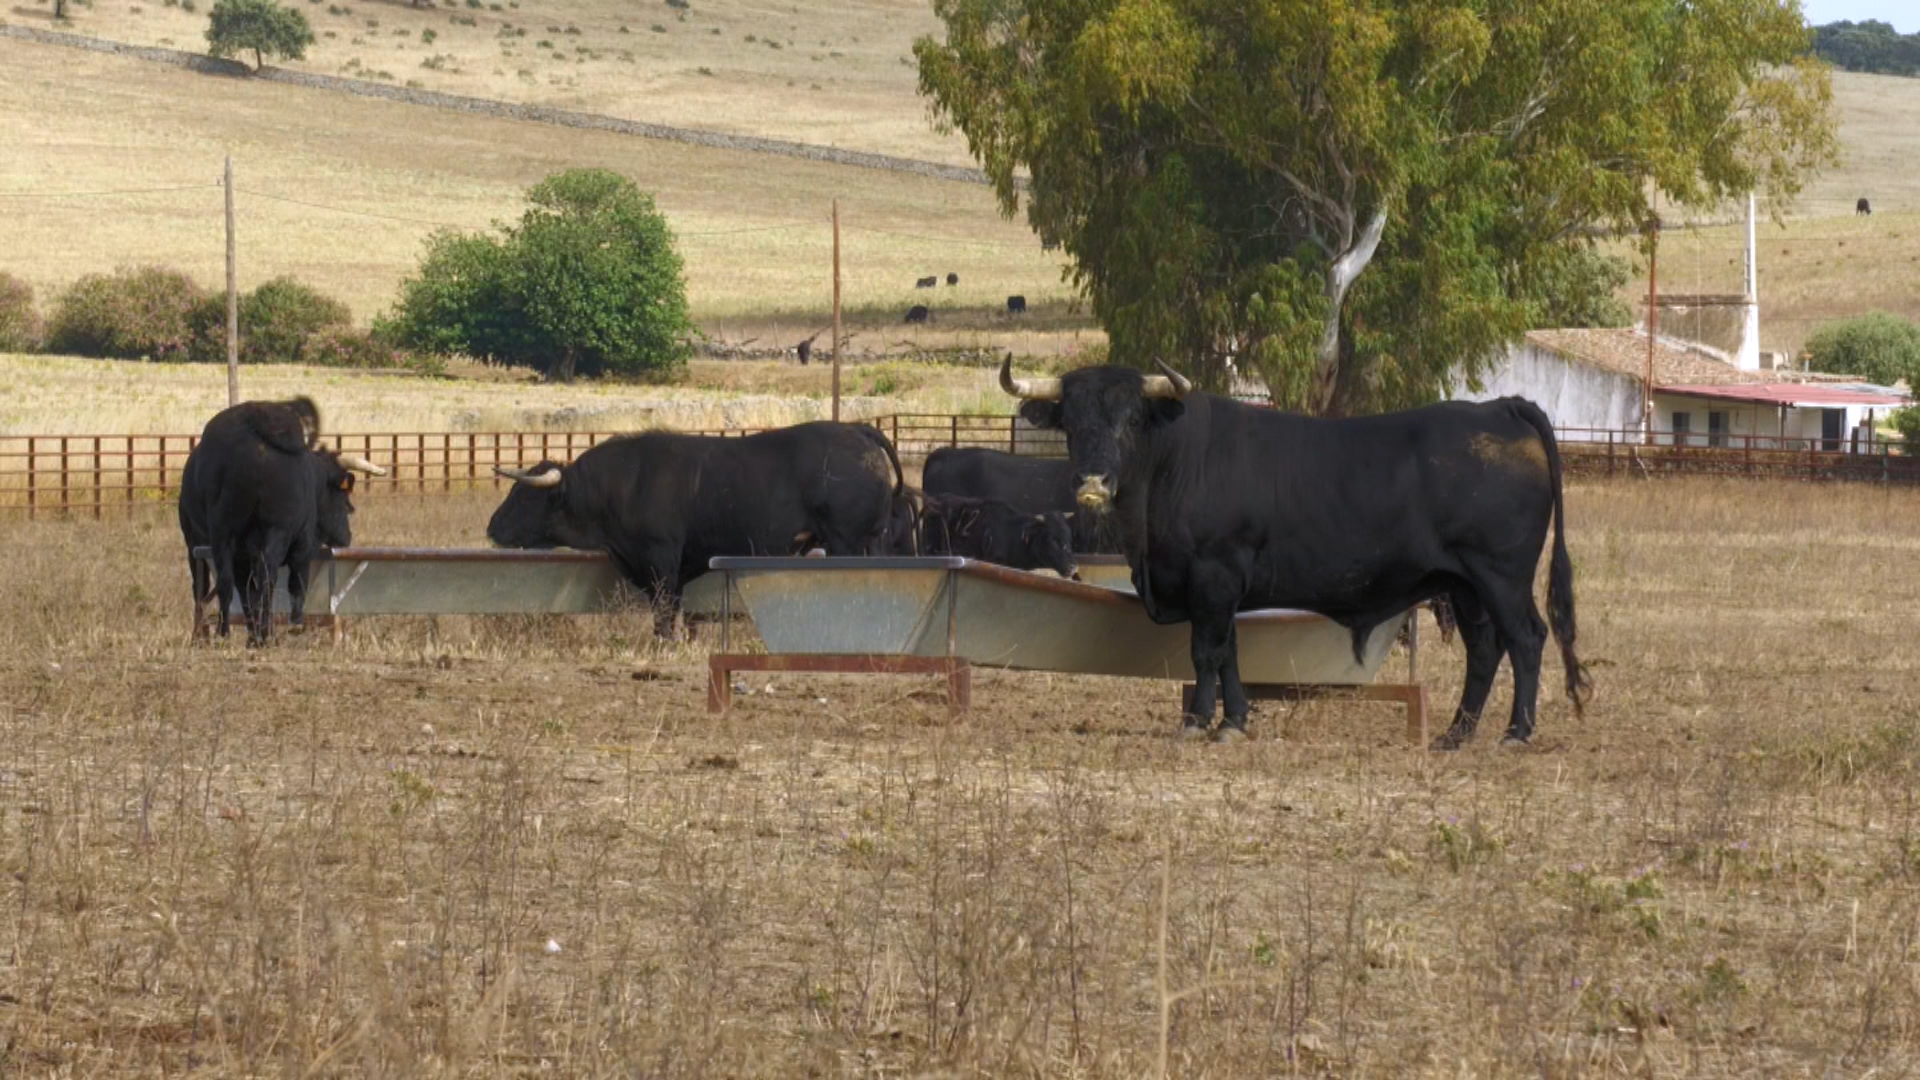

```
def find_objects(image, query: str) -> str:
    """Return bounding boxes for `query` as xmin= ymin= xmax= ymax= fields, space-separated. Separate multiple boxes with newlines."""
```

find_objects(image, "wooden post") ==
xmin=1643 ymin=217 xmax=1657 ymax=446
xmin=225 ymin=156 xmax=239 ymax=407
xmin=831 ymin=199 xmax=842 ymax=424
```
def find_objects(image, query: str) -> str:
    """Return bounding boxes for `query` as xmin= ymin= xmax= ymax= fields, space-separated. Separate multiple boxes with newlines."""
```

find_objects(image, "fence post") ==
xmin=125 ymin=437 xmax=134 ymax=512
xmin=1607 ymin=431 xmax=1614 ymax=478
xmin=27 ymin=438 xmax=37 ymax=520
xmin=91 ymin=436 xmax=102 ymax=520
xmin=950 ymin=415 xmax=958 ymax=449
xmin=1009 ymin=414 xmax=1018 ymax=455
xmin=60 ymin=437 xmax=69 ymax=518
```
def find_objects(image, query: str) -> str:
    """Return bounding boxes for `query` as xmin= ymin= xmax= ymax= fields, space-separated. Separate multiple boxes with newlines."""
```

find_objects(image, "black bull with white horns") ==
xmin=999 ymin=356 xmax=1589 ymax=747
xmin=487 ymin=421 xmax=907 ymax=634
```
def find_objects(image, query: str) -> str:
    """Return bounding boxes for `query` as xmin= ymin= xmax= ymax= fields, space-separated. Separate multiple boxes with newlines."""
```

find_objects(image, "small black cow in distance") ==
xmin=1000 ymin=356 xmax=1589 ymax=747
xmin=178 ymin=397 xmax=384 ymax=644
xmin=488 ymin=421 xmax=906 ymax=636
xmin=904 ymin=304 xmax=931 ymax=324
xmin=946 ymin=272 xmax=959 ymax=286
xmin=918 ymin=494 xmax=1078 ymax=580
xmin=1858 ymin=197 xmax=1873 ymax=215
xmin=1006 ymin=295 xmax=1027 ymax=315
xmin=915 ymin=276 xmax=938 ymax=289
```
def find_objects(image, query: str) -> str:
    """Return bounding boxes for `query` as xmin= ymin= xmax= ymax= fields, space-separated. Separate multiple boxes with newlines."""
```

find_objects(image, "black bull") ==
xmin=921 ymin=447 xmax=1121 ymax=554
xmin=1001 ymin=358 xmax=1588 ymax=747
xmin=487 ymin=422 xmax=905 ymax=632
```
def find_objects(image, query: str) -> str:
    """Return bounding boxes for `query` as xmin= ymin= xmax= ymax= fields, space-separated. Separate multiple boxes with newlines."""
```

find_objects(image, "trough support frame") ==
xmin=709 ymin=565 xmax=970 ymax=716
xmin=1180 ymin=682 xmax=1429 ymax=746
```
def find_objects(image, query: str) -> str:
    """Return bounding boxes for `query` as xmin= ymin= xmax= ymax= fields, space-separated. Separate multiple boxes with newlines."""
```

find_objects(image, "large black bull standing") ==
xmin=178 ymin=397 xmax=385 ymax=644
xmin=488 ymin=421 xmax=904 ymax=633
xmin=1000 ymin=357 xmax=1588 ymax=747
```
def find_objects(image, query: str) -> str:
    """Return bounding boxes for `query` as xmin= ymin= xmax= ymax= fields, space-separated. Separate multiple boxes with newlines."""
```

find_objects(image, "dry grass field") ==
xmin=6 ymin=0 xmax=970 ymax=166
xmin=0 ymin=33 xmax=1077 ymax=332
xmin=3 ymin=477 xmax=1919 ymax=1074
xmin=0 ymin=353 xmax=1051 ymax=435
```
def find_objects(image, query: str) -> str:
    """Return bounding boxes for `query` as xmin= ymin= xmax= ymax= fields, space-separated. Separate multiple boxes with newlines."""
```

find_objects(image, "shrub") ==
xmin=1893 ymin=408 xmax=1920 ymax=450
xmin=1803 ymin=312 xmax=1920 ymax=387
xmin=0 ymin=273 xmax=42 ymax=352
xmin=240 ymin=277 xmax=353 ymax=363
xmin=385 ymin=169 xmax=693 ymax=382
xmin=47 ymin=267 xmax=210 ymax=360
xmin=420 ymin=26 xmax=434 ymax=42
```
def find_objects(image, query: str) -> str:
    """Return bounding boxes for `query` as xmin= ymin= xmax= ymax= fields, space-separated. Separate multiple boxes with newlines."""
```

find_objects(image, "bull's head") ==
xmin=488 ymin=462 xmax=569 ymax=549
xmin=1000 ymin=354 xmax=1188 ymax=510
xmin=311 ymin=449 xmax=385 ymax=549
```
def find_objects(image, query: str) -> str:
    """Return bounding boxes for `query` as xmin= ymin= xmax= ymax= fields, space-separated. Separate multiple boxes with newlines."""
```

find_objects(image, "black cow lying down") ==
xmin=917 ymin=494 xmax=1079 ymax=580
xmin=1000 ymin=356 xmax=1589 ymax=747
xmin=488 ymin=421 xmax=906 ymax=635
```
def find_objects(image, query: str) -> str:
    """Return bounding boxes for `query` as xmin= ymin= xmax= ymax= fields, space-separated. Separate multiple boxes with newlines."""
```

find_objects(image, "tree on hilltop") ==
xmin=206 ymin=0 xmax=315 ymax=71
xmin=917 ymin=0 xmax=1838 ymax=414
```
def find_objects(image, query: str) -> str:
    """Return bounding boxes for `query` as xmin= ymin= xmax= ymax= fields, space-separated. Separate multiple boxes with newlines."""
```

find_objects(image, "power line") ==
xmin=677 ymin=222 xmax=814 ymax=238
xmin=0 ymin=183 xmax=216 ymax=198
xmin=841 ymin=222 xmax=1037 ymax=250
xmin=234 ymin=188 xmax=474 ymax=229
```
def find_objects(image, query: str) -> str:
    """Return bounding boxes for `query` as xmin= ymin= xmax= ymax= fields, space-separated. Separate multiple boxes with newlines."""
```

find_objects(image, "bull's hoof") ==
xmin=1429 ymin=731 xmax=1468 ymax=752
xmin=1212 ymin=723 xmax=1249 ymax=744
xmin=1499 ymin=734 xmax=1532 ymax=750
xmin=1177 ymin=722 xmax=1211 ymax=741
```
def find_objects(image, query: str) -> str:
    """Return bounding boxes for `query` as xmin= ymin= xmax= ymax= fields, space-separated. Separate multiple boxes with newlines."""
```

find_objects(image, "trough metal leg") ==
xmin=708 ymin=654 xmax=971 ymax=716
xmin=1180 ymin=682 xmax=1428 ymax=747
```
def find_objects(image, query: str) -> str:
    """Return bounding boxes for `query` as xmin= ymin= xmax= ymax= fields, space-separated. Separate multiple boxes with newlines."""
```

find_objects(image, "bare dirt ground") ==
xmin=4 ymin=478 xmax=1920 ymax=1075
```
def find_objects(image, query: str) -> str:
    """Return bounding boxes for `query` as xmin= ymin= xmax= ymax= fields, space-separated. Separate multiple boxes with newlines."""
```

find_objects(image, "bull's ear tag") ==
xmin=337 ymin=475 xmax=353 ymax=492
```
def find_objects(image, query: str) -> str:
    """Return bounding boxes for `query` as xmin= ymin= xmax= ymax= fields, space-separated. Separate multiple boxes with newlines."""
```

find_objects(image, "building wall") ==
xmin=1654 ymin=395 xmax=1890 ymax=451
xmin=1454 ymin=342 xmax=1643 ymax=438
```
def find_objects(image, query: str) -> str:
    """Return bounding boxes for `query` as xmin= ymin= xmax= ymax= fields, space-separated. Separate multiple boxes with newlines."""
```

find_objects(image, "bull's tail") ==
xmin=244 ymin=396 xmax=322 ymax=454
xmin=1511 ymin=398 xmax=1591 ymax=716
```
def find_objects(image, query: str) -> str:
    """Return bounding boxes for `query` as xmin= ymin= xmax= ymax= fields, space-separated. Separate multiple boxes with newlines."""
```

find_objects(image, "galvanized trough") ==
xmin=706 ymin=556 xmax=1426 ymax=741
xmin=188 ymin=546 xmax=740 ymax=637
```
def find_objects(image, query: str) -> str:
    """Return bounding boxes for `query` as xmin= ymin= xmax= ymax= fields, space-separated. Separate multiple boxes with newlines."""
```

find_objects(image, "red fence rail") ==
xmin=0 ymin=419 xmax=1912 ymax=519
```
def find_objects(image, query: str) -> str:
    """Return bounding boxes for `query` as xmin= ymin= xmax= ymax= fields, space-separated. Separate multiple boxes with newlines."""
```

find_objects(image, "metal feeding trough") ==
xmin=707 ymin=556 xmax=1426 ymax=741
xmin=187 ymin=546 xmax=741 ymax=638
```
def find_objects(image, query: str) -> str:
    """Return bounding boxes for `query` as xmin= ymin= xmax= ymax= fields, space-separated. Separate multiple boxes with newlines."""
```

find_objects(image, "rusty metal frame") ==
xmin=707 ymin=654 xmax=972 ymax=715
xmin=710 ymin=563 xmax=972 ymax=715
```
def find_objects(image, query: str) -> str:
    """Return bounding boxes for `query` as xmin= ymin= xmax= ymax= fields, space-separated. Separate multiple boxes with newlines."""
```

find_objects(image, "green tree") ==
xmin=1802 ymin=312 xmax=1920 ymax=386
xmin=205 ymin=0 xmax=315 ymax=71
xmin=1892 ymin=407 xmax=1920 ymax=450
xmin=917 ymin=0 xmax=1837 ymax=413
xmin=383 ymin=169 xmax=693 ymax=381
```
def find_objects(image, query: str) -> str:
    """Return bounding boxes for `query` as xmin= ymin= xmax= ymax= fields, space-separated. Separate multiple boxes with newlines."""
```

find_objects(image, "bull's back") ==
xmin=924 ymin=447 xmax=1072 ymax=511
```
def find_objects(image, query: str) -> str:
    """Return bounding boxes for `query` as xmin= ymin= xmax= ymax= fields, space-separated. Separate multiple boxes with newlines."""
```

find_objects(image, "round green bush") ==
xmin=47 ymin=266 xmax=211 ymax=360
xmin=0 ymin=272 xmax=41 ymax=352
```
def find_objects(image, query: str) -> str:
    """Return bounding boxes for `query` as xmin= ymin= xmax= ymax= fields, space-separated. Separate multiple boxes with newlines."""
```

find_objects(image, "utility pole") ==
xmin=225 ymin=155 xmax=239 ymax=407
xmin=831 ymin=198 xmax=842 ymax=423
xmin=1643 ymin=216 xmax=1658 ymax=446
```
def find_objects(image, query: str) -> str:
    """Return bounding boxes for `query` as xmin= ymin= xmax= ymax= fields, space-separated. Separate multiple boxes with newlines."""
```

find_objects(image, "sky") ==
xmin=1799 ymin=0 xmax=1917 ymax=33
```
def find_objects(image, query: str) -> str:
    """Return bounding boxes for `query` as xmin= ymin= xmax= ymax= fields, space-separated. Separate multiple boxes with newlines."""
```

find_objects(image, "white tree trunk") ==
xmin=1309 ymin=207 xmax=1388 ymax=413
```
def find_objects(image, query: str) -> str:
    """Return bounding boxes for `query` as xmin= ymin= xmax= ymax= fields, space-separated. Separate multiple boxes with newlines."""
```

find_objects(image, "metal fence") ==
xmin=1 ymin=418 xmax=1913 ymax=519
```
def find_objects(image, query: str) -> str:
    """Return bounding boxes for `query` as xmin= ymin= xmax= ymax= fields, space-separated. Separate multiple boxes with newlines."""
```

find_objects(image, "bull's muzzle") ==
xmin=1075 ymin=474 xmax=1113 ymax=509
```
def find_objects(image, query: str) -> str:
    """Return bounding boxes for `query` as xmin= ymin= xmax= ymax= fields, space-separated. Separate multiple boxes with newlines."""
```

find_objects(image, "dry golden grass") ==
xmin=3 ymin=476 xmax=1920 ymax=1074
xmin=8 ymin=0 xmax=969 ymax=165
xmin=0 ymin=33 xmax=1075 ymax=329
xmin=0 ymin=353 xmax=1046 ymax=435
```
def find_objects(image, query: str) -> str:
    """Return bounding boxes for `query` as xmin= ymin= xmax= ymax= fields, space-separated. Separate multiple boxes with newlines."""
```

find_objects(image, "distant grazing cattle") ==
xmin=795 ymin=339 xmax=811 ymax=366
xmin=1006 ymin=295 xmax=1027 ymax=315
xmin=488 ymin=422 xmax=906 ymax=635
xmin=946 ymin=272 xmax=959 ymax=286
xmin=915 ymin=276 xmax=938 ymax=289
xmin=904 ymin=305 xmax=931 ymax=324
xmin=918 ymin=494 xmax=1078 ymax=580
xmin=1858 ymin=198 xmax=1873 ymax=216
xmin=999 ymin=356 xmax=1588 ymax=745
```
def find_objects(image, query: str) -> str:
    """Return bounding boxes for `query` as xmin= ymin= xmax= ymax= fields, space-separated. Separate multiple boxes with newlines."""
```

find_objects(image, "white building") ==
xmin=1460 ymin=328 xmax=1909 ymax=451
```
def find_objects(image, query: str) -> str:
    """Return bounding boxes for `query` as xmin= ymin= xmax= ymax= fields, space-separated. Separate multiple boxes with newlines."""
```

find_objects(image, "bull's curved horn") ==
xmin=494 ymin=465 xmax=562 ymax=488
xmin=339 ymin=455 xmax=387 ymax=477
xmin=998 ymin=353 xmax=1061 ymax=401
xmin=1143 ymin=360 xmax=1193 ymax=399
